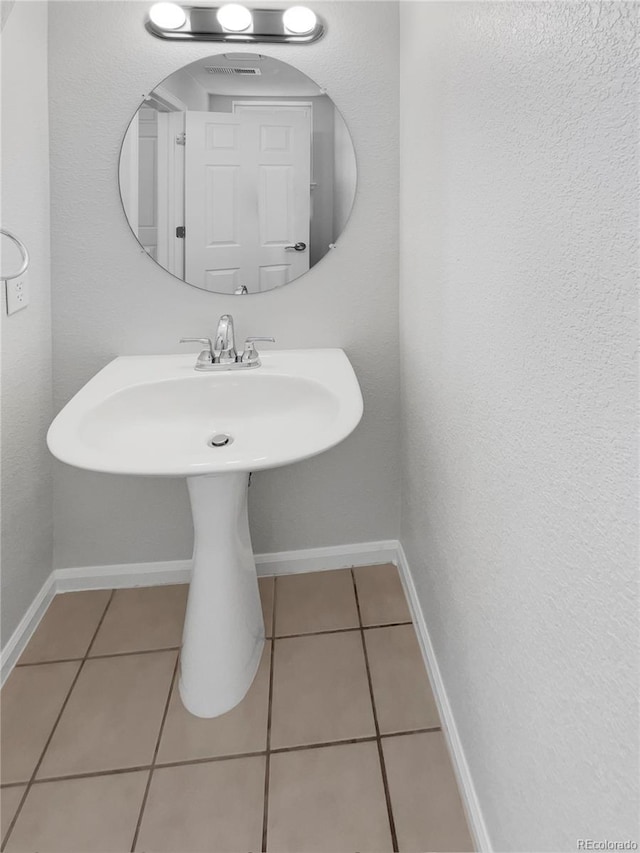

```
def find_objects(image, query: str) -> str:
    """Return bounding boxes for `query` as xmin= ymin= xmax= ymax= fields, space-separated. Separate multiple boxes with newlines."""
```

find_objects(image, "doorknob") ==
xmin=285 ymin=242 xmax=307 ymax=252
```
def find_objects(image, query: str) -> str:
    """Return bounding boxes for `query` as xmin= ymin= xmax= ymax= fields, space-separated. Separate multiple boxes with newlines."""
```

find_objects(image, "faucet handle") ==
xmin=241 ymin=336 xmax=275 ymax=364
xmin=180 ymin=337 xmax=214 ymax=366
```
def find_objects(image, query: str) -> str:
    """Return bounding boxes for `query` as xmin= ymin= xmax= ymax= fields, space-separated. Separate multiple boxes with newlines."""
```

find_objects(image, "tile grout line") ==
xmin=380 ymin=726 xmax=441 ymax=738
xmin=12 ymin=624 xmax=415 ymax=669
xmin=261 ymin=577 xmax=278 ymax=853
xmin=0 ymin=589 xmax=116 ymax=852
xmin=130 ymin=653 xmax=180 ymax=852
xmin=0 ymin=727 xmax=445 ymax=791
xmin=11 ymin=764 xmax=159 ymax=786
xmin=272 ymin=735 xmax=382 ymax=754
xmin=350 ymin=569 xmax=399 ymax=853
xmin=15 ymin=645 xmax=182 ymax=666
xmin=274 ymin=622 xmax=413 ymax=639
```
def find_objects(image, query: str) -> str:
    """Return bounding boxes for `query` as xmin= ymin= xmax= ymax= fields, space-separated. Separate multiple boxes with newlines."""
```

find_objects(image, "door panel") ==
xmin=205 ymin=165 xmax=239 ymax=246
xmin=185 ymin=109 xmax=310 ymax=293
xmin=259 ymin=264 xmax=292 ymax=291
xmin=204 ymin=268 xmax=241 ymax=293
xmin=259 ymin=165 xmax=294 ymax=245
xmin=185 ymin=113 xmax=247 ymax=288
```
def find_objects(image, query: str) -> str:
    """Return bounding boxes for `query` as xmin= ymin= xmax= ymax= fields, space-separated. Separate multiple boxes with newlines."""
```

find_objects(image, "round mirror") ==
xmin=119 ymin=53 xmax=357 ymax=294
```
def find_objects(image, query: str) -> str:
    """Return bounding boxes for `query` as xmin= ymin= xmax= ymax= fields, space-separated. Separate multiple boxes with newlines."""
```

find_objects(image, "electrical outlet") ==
xmin=5 ymin=272 xmax=29 ymax=315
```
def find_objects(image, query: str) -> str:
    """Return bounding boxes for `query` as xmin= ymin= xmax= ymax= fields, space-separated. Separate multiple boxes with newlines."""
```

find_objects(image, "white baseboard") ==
xmin=54 ymin=559 xmax=193 ymax=592
xmin=0 ymin=574 xmax=57 ymax=686
xmin=53 ymin=539 xmax=398 ymax=592
xmin=256 ymin=539 xmax=398 ymax=576
xmin=396 ymin=542 xmax=492 ymax=853
xmin=1 ymin=536 xmax=490 ymax=852
xmin=1 ymin=540 xmax=396 ymax=684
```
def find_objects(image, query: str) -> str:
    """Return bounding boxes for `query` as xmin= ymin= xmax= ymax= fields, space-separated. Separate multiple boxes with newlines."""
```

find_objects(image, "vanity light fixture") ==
xmin=216 ymin=4 xmax=252 ymax=32
xmin=282 ymin=6 xmax=317 ymax=34
xmin=148 ymin=2 xmax=187 ymax=29
xmin=146 ymin=4 xmax=324 ymax=43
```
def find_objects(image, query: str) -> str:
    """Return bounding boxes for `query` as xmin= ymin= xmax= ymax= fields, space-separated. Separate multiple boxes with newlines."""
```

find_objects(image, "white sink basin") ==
xmin=48 ymin=350 xmax=363 ymax=477
xmin=47 ymin=349 xmax=363 ymax=718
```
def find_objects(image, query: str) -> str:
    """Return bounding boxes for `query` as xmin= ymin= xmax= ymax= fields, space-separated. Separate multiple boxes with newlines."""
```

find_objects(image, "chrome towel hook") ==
xmin=0 ymin=228 xmax=30 ymax=280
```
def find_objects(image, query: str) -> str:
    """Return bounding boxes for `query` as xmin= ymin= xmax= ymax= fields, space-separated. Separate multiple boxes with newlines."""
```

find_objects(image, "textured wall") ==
xmin=1 ymin=1 xmax=53 ymax=644
xmin=399 ymin=2 xmax=638 ymax=850
xmin=49 ymin=1 xmax=400 ymax=568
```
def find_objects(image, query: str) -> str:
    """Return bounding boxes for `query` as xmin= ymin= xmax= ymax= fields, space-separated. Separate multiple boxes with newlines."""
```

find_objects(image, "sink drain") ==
xmin=208 ymin=433 xmax=233 ymax=448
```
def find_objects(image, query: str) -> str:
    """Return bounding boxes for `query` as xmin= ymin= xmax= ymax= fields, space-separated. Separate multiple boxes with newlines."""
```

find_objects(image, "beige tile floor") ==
xmin=0 ymin=564 xmax=474 ymax=853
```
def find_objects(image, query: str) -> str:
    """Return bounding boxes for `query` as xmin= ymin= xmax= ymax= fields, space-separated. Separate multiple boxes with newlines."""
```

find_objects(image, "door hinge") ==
xmin=176 ymin=132 xmax=186 ymax=145
xmin=176 ymin=226 xmax=185 ymax=239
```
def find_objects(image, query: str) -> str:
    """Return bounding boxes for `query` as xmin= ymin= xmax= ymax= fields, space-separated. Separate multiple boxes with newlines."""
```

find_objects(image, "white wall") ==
xmin=49 ymin=1 xmax=400 ymax=569
xmin=399 ymin=2 xmax=638 ymax=850
xmin=0 ymin=0 xmax=53 ymax=644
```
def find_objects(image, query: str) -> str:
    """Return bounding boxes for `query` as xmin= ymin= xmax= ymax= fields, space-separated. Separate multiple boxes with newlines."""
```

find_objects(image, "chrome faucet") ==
xmin=180 ymin=314 xmax=274 ymax=371
xmin=214 ymin=314 xmax=237 ymax=364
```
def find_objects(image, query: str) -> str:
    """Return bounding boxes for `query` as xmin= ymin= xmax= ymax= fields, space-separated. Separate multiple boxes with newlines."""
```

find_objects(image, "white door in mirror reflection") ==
xmin=185 ymin=109 xmax=310 ymax=294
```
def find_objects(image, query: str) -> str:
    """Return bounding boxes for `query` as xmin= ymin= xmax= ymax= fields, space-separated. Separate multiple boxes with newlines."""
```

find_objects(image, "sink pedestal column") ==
xmin=179 ymin=472 xmax=264 ymax=718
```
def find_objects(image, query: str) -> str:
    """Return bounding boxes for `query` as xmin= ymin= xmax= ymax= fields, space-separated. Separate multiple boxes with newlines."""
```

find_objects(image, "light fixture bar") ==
xmin=146 ymin=5 xmax=324 ymax=43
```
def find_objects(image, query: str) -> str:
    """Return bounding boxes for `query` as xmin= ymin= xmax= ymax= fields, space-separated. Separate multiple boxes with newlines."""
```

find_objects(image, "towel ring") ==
xmin=0 ymin=228 xmax=30 ymax=280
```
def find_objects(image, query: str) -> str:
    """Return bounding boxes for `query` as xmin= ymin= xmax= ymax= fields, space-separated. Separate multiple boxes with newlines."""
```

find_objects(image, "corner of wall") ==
xmin=1 ymin=0 xmax=54 ymax=646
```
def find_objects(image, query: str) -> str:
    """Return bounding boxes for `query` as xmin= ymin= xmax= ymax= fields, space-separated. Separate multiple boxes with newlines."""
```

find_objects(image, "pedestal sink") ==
xmin=47 ymin=350 xmax=363 ymax=717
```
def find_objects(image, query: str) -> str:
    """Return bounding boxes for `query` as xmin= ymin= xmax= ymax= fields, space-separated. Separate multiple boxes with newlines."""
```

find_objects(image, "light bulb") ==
xmin=149 ymin=2 xmax=186 ymax=29
xmin=216 ymin=4 xmax=252 ymax=32
xmin=282 ymin=6 xmax=317 ymax=34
